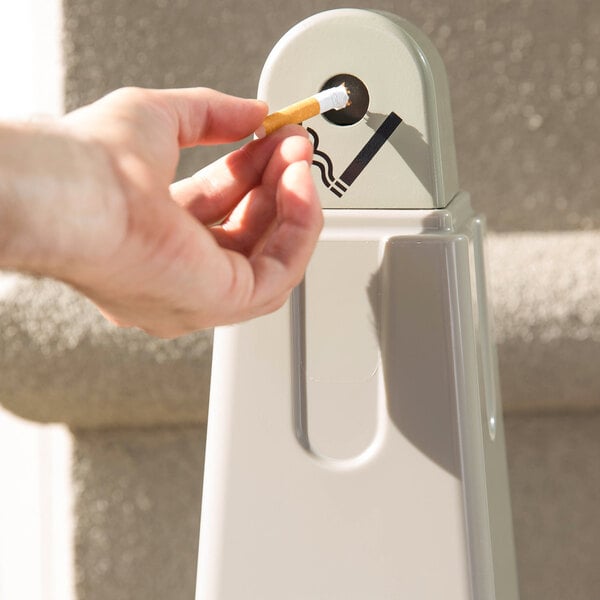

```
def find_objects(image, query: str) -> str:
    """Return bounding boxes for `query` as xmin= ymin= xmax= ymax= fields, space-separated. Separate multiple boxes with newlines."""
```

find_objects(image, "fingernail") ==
xmin=297 ymin=159 xmax=311 ymax=172
xmin=251 ymin=99 xmax=269 ymax=110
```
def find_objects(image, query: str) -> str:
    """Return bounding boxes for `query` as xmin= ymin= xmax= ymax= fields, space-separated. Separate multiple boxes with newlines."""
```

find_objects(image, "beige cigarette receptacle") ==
xmin=196 ymin=9 xmax=519 ymax=600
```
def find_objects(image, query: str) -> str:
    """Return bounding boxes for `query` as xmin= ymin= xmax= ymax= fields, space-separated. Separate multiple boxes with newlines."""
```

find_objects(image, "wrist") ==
xmin=0 ymin=121 xmax=124 ymax=280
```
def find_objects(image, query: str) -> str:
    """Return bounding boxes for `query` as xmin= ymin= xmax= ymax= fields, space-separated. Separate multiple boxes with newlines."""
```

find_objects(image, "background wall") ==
xmin=1 ymin=0 xmax=599 ymax=599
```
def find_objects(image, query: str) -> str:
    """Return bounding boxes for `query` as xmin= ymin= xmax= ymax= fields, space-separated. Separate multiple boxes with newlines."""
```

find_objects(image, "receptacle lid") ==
xmin=258 ymin=9 xmax=459 ymax=209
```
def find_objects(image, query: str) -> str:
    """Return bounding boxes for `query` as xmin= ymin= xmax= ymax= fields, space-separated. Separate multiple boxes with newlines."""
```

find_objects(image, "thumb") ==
xmin=154 ymin=87 xmax=268 ymax=147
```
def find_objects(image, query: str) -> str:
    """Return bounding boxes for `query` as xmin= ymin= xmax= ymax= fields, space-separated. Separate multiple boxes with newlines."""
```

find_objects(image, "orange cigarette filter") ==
xmin=261 ymin=97 xmax=321 ymax=136
xmin=256 ymin=84 xmax=350 ymax=137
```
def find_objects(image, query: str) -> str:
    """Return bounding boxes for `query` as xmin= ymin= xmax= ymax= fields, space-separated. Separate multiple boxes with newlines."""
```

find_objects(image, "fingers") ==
xmin=170 ymin=124 xmax=307 ymax=225
xmin=84 ymin=156 xmax=320 ymax=335
xmin=209 ymin=133 xmax=315 ymax=255
xmin=172 ymin=127 xmax=321 ymax=327
xmin=153 ymin=87 xmax=268 ymax=147
xmin=247 ymin=160 xmax=323 ymax=312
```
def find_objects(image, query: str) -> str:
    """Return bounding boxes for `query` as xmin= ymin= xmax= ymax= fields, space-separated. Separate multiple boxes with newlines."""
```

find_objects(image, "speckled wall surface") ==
xmin=63 ymin=0 xmax=600 ymax=233
xmin=505 ymin=414 xmax=600 ymax=600
xmin=73 ymin=426 xmax=205 ymax=600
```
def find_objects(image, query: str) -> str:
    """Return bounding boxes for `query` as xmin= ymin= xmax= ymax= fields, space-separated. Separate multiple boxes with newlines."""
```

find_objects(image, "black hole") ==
xmin=320 ymin=74 xmax=369 ymax=126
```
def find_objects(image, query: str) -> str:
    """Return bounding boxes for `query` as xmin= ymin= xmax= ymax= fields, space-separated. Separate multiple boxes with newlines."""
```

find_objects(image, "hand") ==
xmin=0 ymin=87 xmax=322 ymax=337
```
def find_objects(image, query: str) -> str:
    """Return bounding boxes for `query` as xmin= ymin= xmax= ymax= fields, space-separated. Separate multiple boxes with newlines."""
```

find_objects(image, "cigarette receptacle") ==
xmin=196 ymin=9 xmax=519 ymax=600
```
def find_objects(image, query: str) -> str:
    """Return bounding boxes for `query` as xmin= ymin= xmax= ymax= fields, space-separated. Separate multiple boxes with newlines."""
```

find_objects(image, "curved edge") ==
xmin=375 ymin=10 xmax=460 ymax=206
xmin=258 ymin=9 xmax=460 ymax=208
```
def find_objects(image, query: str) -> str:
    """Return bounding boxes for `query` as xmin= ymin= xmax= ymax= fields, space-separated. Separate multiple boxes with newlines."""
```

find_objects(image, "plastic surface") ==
xmin=258 ymin=9 xmax=459 ymax=209
xmin=196 ymin=9 xmax=518 ymax=600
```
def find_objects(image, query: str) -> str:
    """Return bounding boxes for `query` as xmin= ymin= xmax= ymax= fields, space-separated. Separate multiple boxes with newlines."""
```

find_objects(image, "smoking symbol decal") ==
xmin=308 ymin=112 xmax=402 ymax=198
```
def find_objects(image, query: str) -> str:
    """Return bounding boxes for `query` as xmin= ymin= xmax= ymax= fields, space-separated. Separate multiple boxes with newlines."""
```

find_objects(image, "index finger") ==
xmin=154 ymin=87 xmax=268 ymax=147
xmin=170 ymin=125 xmax=308 ymax=224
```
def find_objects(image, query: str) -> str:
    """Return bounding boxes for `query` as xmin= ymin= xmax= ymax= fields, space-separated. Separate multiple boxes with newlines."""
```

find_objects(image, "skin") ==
xmin=0 ymin=87 xmax=323 ymax=337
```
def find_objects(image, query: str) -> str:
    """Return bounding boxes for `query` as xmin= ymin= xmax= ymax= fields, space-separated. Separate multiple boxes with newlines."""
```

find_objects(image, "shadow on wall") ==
xmin=498 ymin=337 xmax=600 ymax=413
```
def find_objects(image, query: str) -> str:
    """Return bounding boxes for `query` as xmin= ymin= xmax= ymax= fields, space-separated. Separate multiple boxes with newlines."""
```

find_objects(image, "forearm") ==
xmin=0 ymin=121 xmax=122 ymax=278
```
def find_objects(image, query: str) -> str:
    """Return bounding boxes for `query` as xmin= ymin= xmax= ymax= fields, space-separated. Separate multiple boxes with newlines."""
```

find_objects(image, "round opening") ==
xmin=320 ymin=74 xmax=369 ymax=126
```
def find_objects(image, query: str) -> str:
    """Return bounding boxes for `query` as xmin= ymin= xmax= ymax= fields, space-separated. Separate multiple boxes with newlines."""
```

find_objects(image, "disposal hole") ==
xmin=320 ymin=73 xmax=369 ymax=126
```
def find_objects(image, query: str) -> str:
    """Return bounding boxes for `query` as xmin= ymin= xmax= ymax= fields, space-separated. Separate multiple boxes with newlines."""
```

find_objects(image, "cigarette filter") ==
xmin=256 ymin=84 xmax=349 ymax=137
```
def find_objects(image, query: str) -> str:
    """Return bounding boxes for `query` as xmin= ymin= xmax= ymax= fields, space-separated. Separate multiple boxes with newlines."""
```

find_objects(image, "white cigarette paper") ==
xmin=313 ymin=84 xmax=350 ymax=113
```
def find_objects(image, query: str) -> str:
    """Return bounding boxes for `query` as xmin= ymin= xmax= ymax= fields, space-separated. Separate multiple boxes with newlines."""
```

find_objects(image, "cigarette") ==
xmin=255 ymin=84 xmax=350 ymax=137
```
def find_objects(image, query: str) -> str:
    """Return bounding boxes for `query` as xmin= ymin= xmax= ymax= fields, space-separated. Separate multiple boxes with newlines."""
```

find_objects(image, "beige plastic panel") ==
xmin=258 ymin=9 xmax=459 ymax=209
xmin=197 ymin=195 xmax=519 ymax=600
xmin=300 ymin=240 xmax=380 ymax=459
xmin=197 ymin=10 xmax=517 ymax=600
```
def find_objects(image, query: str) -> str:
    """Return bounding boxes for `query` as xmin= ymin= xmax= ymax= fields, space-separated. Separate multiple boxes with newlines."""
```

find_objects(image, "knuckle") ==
xmin=264 ymin=291 xmax=290 ymax=314
xmin=107 ymin=86 xmax=150 ymax=106
xmin=140 ymin=324 xmax=182 ymax=339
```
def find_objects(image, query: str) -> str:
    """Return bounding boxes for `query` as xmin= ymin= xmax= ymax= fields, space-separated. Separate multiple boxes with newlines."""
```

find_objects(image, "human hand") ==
xmin=0 ymin=87 xmax=321 ymax=337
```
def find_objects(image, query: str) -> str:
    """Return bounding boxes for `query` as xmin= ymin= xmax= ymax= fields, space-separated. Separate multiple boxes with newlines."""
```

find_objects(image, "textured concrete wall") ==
xmin=0 ymin=274 xmax=210 ymax=428
xmin=73 ymin=426 xmax=205 ymax=600
xmin=505 ymin=414 xmax=600 ymax=600
xmin=489 ymin=232 xmax=600 ymax=413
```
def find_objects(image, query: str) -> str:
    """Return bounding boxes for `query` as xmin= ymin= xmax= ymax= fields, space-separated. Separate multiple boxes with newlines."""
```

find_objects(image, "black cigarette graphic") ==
xmin=329 ymin=112 xmax=402 ymax=197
